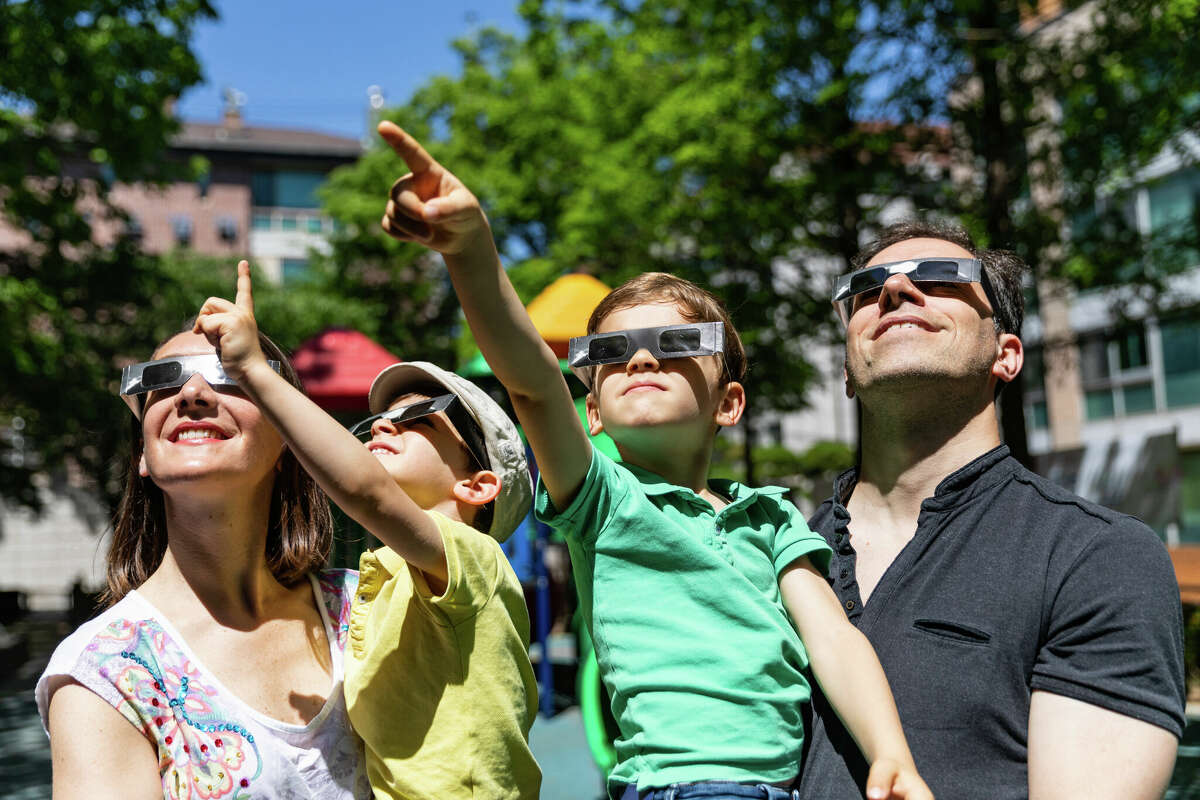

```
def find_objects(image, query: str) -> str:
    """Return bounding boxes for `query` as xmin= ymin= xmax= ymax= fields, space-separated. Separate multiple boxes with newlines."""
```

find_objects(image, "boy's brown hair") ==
xmin=586 ymin=272 xmax=747 ymax=386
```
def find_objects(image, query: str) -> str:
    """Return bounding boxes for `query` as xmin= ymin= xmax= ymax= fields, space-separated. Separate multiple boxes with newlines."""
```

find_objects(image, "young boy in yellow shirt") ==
xmin=195 ymin=265 xmax=541 ymax=799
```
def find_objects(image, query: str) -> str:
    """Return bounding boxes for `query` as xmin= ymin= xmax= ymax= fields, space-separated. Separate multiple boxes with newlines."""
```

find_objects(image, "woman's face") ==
xmin=138 ymin=331 xmax=284 ymax=494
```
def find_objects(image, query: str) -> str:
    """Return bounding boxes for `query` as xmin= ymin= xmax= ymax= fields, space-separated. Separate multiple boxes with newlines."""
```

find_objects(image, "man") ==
xmin=798 ymin=221 xmax=1185 ymax=799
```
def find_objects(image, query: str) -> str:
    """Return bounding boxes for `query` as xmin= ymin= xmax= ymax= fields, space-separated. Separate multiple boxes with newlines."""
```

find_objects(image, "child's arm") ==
xmin=376 ymin=121 xmax=593 ymax=510
xmin=194 ymin=262 xmax=448 ymax=584
xmin=779 ymin=557 xmax=934 ymax=800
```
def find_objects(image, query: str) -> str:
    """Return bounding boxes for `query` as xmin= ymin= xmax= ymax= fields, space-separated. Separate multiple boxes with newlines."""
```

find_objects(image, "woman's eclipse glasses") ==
xmin=119 ymin=354 xmax=280 ymax=418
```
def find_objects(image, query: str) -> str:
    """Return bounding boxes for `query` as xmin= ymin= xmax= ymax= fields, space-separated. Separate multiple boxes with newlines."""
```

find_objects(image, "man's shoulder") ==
xmin=1002 ymin=459 xmax=1161 ymax=544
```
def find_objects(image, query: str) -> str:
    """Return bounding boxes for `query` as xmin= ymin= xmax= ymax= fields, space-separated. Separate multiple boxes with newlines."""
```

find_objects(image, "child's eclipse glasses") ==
xmin=350 ymin=394 xmax=491 ymax=471
xmin=119 ymin=354 xmax=280 ymax=418
xmin=567 ymin=321 xmax=725 ymax=388
xmin=831 ymin=257 xmax=998 ymax=325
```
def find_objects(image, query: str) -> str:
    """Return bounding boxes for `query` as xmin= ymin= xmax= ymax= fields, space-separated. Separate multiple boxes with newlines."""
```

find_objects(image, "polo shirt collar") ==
xmin=831 ymin=444 xmax=1014 ymax=516
xmin=620 ymin=460 xmax=785 ymax=511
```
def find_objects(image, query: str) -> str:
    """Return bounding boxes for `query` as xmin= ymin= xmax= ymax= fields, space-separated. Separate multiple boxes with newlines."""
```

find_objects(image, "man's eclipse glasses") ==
xmin=831 ymin=257 xmax=997 ymax=324
xmin=120 ymin=354 xmax=280 ymax=418
xmin=567 ymin=321 xmax=725 ymax=388
xmin=350 ymin=393 xmax=491 ymax=471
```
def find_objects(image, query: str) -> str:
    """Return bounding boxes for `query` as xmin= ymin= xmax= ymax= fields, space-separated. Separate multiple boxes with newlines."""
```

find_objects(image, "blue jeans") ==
xmin=614 ymin=781 xmax=801 ymax=800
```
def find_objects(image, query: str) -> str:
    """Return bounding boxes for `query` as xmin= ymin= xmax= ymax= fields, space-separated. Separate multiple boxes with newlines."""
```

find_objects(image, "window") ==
xmin=282 ymin=258 xmax=311 ymax=283
xmin=251 ymin=171 xmax=326 ymax=209
xmin=306 ymin=217 xmax=324 ymax=234
xmin=170 ymin=214 xmax=193 ymax=247
xmin=1023 ymin=346 xmax=1049 ymax=430
xmin=1161 ymin=317 xmax=1200 ymax=408
xmin=1183 ymin=451 xmax=1200 ymax=544
xmin=216 ymin=215 xmax=237 ymax=243
xmin=280 ymin=216 xmax=298 ymax=231
xmin=1147 ymin=167 xmax=1200 ymax=267
xmin=1079 ymin=325 xmax=1155 ymax=420
xmin=252 ymin=214 xmax=272 ymax=231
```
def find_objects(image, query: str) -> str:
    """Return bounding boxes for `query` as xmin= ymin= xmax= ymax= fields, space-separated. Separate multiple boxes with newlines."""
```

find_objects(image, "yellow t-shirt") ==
xmin=344 ymin=511 xmax=541 ymax=799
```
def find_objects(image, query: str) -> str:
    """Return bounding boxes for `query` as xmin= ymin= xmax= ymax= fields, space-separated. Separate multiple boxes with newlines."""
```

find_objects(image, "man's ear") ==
xmin=992 ymin=333 xmax=1023 ymax=385
xmin=715 ymin=381 xmax=746 ymax=428
xmin=138 ymin=452 xmax=149 ymax=478
xmin=584 ymin=391 xmax=605 ymax=437
xmin=453 ymin=470 xmax=502 ymax=507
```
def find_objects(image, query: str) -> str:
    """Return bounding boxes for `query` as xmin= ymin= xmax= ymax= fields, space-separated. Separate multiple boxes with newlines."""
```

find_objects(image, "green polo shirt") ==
xmin=535 ymin=445 xmax=832 ymax=791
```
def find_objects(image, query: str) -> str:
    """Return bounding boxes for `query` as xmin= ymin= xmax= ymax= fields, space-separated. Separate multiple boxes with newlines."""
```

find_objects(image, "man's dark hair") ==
xmin=851 ymin=220 xmax=1026 ymax=339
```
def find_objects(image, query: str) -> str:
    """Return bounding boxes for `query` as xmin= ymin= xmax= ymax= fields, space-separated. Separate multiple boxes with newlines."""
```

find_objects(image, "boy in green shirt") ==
xmin=377 ymin=120 xmax=931 ymax=800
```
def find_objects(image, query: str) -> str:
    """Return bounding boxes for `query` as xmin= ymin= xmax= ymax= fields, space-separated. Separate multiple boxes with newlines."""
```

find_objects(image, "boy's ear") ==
xmin=453 ymin=470 xmax=501 ymax=507
xmin=584 ymin=392 xmax=605 ymax=437
xmin=138 ymin=452 xmax=149 ymax=478
xmin=714 ymin=381 xmax=746 ymax=428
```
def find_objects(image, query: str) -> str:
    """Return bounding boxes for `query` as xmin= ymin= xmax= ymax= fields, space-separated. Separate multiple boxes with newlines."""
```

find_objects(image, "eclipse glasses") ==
xmin=831 ymin=257 xmax=997 ymax=324
xmin=119 ymin=354 xmax=280 ymax=418
xmin=350 ymin=393 xmax=491 ymax=471
xmin=567 ymin=321 xmax=725 ymax=388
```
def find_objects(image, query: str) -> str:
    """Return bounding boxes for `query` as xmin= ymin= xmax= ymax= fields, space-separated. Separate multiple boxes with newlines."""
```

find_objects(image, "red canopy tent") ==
xmin=292 ymin=328 xmax=400 ymax=412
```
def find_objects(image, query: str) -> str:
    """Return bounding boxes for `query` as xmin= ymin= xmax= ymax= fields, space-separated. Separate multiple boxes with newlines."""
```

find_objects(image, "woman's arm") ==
xmin=47 ymin=677 xmax=160 ymax=800
xmin=779 ymin=558 xmax=934 ymax=800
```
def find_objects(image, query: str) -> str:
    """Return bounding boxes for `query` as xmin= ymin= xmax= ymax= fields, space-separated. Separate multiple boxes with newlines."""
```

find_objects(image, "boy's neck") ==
xmin=618 ymin=435 xmax=727 ymax=509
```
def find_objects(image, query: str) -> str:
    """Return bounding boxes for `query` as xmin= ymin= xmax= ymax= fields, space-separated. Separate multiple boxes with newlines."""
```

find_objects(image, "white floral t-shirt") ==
xmin=36 ymin=569 xmax=370 ymax=800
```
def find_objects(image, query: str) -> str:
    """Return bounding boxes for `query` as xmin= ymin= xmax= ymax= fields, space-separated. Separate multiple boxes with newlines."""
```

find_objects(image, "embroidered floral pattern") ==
xmin=66 ymin=569 xmax=360 ymax=800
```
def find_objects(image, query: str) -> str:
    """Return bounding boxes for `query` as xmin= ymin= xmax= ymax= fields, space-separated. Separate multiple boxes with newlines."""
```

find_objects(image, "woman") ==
xmin=36 ymin=323 xmax=369 ymax=800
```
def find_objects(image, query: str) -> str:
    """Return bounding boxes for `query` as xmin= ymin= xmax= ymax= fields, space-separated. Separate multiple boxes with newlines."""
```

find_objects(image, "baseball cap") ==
xmin=367 ymin=361 xmax=532 ymax=542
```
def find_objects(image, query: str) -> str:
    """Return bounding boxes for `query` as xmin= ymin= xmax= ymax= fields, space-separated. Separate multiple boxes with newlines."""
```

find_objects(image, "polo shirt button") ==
xmin=845 ymin=600 xmax=855 ymax=611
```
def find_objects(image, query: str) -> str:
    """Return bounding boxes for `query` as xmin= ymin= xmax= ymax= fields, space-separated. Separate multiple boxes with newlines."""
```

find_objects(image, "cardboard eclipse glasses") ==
xmin=119 ymin=354 xmax=280 ymax=418
xmin=831 ymin=257 xmax=997 ymax=324
xmin=568 ymin=321 xmax=725 ymax=388
xmin=350 ymin=394 xmax=491 ymax=471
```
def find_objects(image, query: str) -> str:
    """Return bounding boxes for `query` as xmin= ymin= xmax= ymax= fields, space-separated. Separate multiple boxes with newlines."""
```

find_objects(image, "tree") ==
xmin=322 ymin=0 xmax=939 ymax=483
xmin=883 ymin=0 xmax=1200 ymax=463
xmin=0 ymin=1 xmax=218 ymax=510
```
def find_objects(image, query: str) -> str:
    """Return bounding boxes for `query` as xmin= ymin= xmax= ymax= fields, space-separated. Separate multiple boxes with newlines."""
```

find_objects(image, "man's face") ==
xmin=843 ymin=238 xmax=1002 ymax=398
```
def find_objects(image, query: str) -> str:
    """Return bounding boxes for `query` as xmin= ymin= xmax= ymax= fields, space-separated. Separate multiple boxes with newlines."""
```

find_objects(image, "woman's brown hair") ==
xmin=101 ymin=326 xmax=333 ymax=607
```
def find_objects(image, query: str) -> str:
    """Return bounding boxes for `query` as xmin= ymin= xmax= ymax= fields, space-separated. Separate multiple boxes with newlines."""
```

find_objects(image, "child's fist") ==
xmin=194 ymin=260 xmax=268 ymax=382
xmin=377 ymin=120 xmax=488 ymax=255
xmin=866 ymin=758 xmax=933 ymax=800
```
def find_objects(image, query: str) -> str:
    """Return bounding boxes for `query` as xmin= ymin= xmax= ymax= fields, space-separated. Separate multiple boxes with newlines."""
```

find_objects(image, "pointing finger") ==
xmin=235 ymin=260 xmax=254 ymax=316
xmin=378 ymin=121 xmax=436 ymax=174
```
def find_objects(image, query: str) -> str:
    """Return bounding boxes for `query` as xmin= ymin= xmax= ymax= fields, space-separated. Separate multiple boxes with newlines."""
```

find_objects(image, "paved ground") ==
xmin=530 ymin=706 xmax=607 ymax=800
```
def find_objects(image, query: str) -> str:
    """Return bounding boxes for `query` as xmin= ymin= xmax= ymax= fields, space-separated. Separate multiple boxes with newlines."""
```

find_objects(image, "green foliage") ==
xmin=0 ymin=0 xmax=216 ymax=511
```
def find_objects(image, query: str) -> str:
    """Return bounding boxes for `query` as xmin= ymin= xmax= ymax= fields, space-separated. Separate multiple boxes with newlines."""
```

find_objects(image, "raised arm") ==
xmin=194 ymin=262 xmax=448 ymax=583
xmin=779 ymin=558 xmax=933 ymax=800
xmin=377 ymin=121 xmax=592 ymax=508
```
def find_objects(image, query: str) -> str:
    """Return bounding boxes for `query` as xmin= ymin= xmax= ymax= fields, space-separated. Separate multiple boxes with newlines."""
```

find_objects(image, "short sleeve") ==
xmin=1031 ymin=517 xmax=1185 ymax=736
xmin=417 ymin=512 xmax=510 ymax=625
xmin=773 ymin=500 xmax=832 ymax=577
xmin=533 ymin=444 xmax=629 ymax=547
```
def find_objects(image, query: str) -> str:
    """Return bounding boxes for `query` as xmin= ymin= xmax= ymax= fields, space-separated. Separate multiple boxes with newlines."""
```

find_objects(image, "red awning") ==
xmin=293 ymin=328 xmax=400 ymax=412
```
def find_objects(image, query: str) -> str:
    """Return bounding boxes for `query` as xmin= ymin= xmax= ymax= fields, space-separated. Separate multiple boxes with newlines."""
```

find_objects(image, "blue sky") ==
xmin=176 ymin=0 xmax=526 ymax=139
